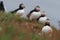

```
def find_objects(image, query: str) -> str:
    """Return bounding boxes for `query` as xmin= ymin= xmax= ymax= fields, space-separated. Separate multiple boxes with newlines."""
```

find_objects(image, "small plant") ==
xmin=18 ymin=32 xmax=26 ymax=40
xmin=6 ymin=25 xmax=15 ymax=35
xmin=30 ymin=33 xmax=42 ymax=40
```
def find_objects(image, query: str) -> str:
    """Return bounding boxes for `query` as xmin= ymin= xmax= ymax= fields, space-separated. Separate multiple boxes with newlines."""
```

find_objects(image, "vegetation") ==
xmin=0 ymin=12 xmax=60 ymax=40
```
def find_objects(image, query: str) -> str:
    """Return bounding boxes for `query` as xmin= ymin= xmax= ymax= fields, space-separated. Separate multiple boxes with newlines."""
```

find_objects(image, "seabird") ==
xmin=41 ymin=20 xmax=52 ymax=37
xmin=37 ymin=12 xmax=49 ymax=23
xmin=0 ymin=1 xmax=5 ymax=12
xmin=11 ymin=3 xmax=25 ymax=17
xmin=27 ymin=6 xmax=41 ymax=20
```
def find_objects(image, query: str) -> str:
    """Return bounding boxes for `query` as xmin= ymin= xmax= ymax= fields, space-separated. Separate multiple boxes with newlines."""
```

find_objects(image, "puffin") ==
xmin=27 ymin=6 xmax=41 ymax=20
xmin=11 ymin=3 xmax=25 ymax=17
xmin=41 ymin=20 xmax=52 ymax=37
xmin=0 ymin=1 xmax=5 ymax=12
xmin=37 ymin=12 xmax=48 ymax=23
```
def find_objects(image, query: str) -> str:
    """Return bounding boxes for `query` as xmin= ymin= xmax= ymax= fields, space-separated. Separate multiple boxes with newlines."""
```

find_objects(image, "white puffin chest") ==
xmin=16 ymin=9 xmax=25 ymax=15
xmin=30 ymin=12 xmax=41 ymax=20
xmin=42 ymin=26 xmax=52 ymax=34
xmin=39 ymin=17 xmax=47 ymax=23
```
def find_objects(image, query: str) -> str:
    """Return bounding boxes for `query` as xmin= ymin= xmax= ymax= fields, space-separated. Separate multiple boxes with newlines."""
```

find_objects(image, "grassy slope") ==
xmin=0 ymin=12 xmax=60 ymax=40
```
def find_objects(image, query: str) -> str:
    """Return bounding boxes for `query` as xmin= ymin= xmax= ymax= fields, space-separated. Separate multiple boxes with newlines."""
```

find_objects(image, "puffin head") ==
xmin=19 ymin=3 xmax=25 ymax=9
xmin=45 ymin=19 xmax=50 ymax=26
xmin=35 ymin=5 xmax=40 ymax=12
xmin=41 ymin=13 xmax=46 ymax=17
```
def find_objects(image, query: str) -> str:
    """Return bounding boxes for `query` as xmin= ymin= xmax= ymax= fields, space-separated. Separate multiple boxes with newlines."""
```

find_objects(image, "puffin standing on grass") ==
xmin=11 ymin=3 xmax=25 ymax=17
xmin=27 ymin=6 xmax=41 ymax=20
xmin=41 ymin=20 xmax=53 ymax=37
xmin=0 ymin=1 xmax=5 ymax=12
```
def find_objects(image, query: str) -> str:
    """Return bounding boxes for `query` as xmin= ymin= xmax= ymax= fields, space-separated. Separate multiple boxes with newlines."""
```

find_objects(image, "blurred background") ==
xmin=1 ymin=0 xmax=60 ymax=30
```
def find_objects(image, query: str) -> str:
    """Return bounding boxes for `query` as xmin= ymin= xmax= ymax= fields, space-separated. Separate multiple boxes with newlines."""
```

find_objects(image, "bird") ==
xmin=27 ymin=6 xmax=41 ymax=20
xmin=37 ymin=12 xmax=49 ymax=23
xmin=0 ymin=1 xmax=5 ymax=12
xmin=10 ymin=3 xmax=25 ymax=17
xmin=41 ymin=20 xmax=53 ymax=37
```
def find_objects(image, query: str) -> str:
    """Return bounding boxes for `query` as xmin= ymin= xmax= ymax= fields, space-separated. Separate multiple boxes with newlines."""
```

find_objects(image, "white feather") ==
xmin=30 ymin=12 xmax=41 ymax=20
xmin=16 ymin=9 xmax=25 ymax=16
xmin=42 ymin=25 xmax=52 ymax=34
xmin=38 ymin=17 xmax=48 ymax=23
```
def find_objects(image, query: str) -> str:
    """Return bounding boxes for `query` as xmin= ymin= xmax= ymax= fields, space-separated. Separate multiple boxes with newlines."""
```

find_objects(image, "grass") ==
xmin=0 ymin=12 xmax=60 ymax=40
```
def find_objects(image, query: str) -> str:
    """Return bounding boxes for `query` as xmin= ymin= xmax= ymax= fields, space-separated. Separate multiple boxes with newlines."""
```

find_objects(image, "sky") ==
xmin=1 ymin=0 xmax=60 ymax=30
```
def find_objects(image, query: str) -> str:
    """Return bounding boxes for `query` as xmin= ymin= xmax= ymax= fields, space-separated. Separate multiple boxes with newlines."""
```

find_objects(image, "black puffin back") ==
xmin=27 ymin=9 xmax=36 ymax=18
xmin=0 ymin=1 xmax=5 ymax=12
xmin=29 ymin=8 xmax=39 ymax=16
xmin=10 ymin=8 xmax=19 ymax=13
xmin=37 ymin=15 xmax=46 ymax=21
